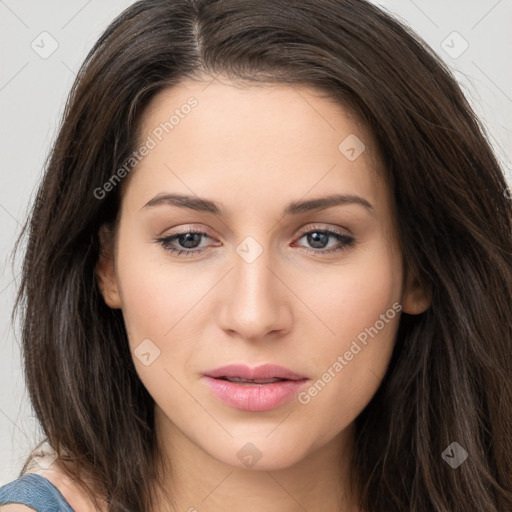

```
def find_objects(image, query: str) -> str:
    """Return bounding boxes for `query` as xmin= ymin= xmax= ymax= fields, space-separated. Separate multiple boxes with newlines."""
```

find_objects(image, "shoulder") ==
xmin=0 ymin=503 xmax=34 ymax=512
xmin=0 ymin=472 xmax=75 ymax=511
xmin=1 ymin=443 xmax=107 ymax=512
xmin=0 ymin=505 xmax=37 ymax=512
xmin=22 ymin=464 xmax=105 ymax=512
xmin=0 ymin=463 xmax=106 ymax=512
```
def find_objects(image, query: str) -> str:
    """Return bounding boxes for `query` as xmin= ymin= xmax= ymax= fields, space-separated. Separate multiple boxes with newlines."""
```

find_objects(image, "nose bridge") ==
xmin=220 ymin=234 xmax=287 ymax=338
xmin=234 ymin=233 xmax=278 ymax=309
xmin=235 ymin=244 xmax=273 ymax=301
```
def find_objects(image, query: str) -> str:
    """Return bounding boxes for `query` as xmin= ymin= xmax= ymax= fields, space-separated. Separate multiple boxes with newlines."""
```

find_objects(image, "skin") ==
xmin=93 ymin=75 xmax=431 ymax=512
xmin=11 ymin=462 xmax=102 ymax=512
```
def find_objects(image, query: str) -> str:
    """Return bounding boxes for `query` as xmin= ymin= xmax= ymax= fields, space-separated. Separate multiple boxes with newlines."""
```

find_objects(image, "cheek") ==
xmin=292 ymin=237 xmax=402 ymax=350
xmin=295 ymin=301 xmax=400 ymax=444
xmin=298 ymin=309 xmax=399 ymax=439
xmin=291 ymin=241 xmax=402 ymax=418
xmin=114 ymin=244 xmax=206 ymax=406
xmin=115 ymin=228 xmax=207 ymax=340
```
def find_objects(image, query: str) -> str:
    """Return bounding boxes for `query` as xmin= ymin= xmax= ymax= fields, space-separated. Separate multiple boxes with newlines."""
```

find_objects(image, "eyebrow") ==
xmin=141 ymin=192 xmax=375 ymax=216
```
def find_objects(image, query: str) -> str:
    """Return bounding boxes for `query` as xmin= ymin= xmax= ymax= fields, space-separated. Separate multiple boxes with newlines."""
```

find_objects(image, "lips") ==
xmin=202 ymin=364 xmax=309 ymax=411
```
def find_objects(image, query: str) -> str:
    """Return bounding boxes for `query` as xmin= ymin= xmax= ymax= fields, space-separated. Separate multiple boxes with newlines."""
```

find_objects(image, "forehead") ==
xmin=139 ymin=77 xmax=371 ymax=152
xmin=122 ymin=77 xmax=387 ymax=218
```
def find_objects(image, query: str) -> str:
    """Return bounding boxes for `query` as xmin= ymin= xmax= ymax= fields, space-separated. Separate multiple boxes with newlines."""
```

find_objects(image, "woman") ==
xmin=1 ymin=0 xmax=511 ymax=511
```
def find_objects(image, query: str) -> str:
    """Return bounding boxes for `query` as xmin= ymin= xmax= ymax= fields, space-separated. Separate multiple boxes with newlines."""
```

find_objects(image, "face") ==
xmin=96 ymin=76 xmax=429 ymax=472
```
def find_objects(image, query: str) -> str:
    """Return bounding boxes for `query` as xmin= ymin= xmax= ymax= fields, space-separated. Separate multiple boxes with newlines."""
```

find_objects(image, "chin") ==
xmin=206 ymin=437 xmax=309 ymax=472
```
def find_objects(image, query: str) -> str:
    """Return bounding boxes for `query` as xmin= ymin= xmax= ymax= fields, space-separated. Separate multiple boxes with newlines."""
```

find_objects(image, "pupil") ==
xmin=179 ymin=233 xmax=201 ymax=248
xmin=308 ymin=232 xmax=328 ymax=249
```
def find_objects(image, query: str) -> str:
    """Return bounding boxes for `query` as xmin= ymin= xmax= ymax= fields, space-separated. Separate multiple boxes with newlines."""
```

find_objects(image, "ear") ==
xmin=401 ymin=265 xmax=431 ymax=315
xmin=95 ymin=224 xmax=122 ymax=309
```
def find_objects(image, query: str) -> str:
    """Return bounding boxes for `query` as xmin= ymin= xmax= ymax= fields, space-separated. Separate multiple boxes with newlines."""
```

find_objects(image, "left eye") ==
xmin=156 ymin=228 xmax=355 ymax=257
xmin=294 ymin=230 xmax=355 ymax=254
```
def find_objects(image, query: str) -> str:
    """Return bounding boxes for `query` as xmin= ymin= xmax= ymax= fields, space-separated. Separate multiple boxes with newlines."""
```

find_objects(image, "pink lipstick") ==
xmin=202 ymin=364 xmax=309 ymax=412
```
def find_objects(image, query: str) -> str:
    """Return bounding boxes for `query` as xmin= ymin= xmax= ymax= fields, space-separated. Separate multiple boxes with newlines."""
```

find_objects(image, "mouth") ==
xmin=215 ymin=376 xmax=289 ymax=384
xmin=204 ymin=363 xmax=308 ymax=381
xmin=202 ymin=364 xmax=309 ymax=411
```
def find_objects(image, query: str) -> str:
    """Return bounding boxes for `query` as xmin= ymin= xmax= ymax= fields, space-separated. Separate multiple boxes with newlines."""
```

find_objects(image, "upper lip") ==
xmin=204 ymin=364 xmax=308 ymax=381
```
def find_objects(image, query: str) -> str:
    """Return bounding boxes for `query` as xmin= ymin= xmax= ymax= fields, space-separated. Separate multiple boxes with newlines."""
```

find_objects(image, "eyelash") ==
xmin=155 ymin=226 xmax=356 ymax=257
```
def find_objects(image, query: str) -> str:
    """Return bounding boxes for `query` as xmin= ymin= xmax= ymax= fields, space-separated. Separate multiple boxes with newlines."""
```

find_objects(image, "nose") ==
xmin=217 ymin=242 xmax=293 ymax=341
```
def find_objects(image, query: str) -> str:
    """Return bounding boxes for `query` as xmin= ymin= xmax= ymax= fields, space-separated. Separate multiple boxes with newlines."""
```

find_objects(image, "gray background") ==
xmin=1 ymin=0 xmax=511 ymax=485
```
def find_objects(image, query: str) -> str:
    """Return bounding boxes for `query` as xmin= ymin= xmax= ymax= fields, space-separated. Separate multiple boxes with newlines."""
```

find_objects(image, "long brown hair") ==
xmin=11 ymin=0 xmax=512 ymax=510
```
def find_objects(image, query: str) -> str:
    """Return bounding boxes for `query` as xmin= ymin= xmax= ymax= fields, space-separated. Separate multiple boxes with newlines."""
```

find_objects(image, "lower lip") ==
xmin=202 ymin=376 xmax=308 ymax=412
